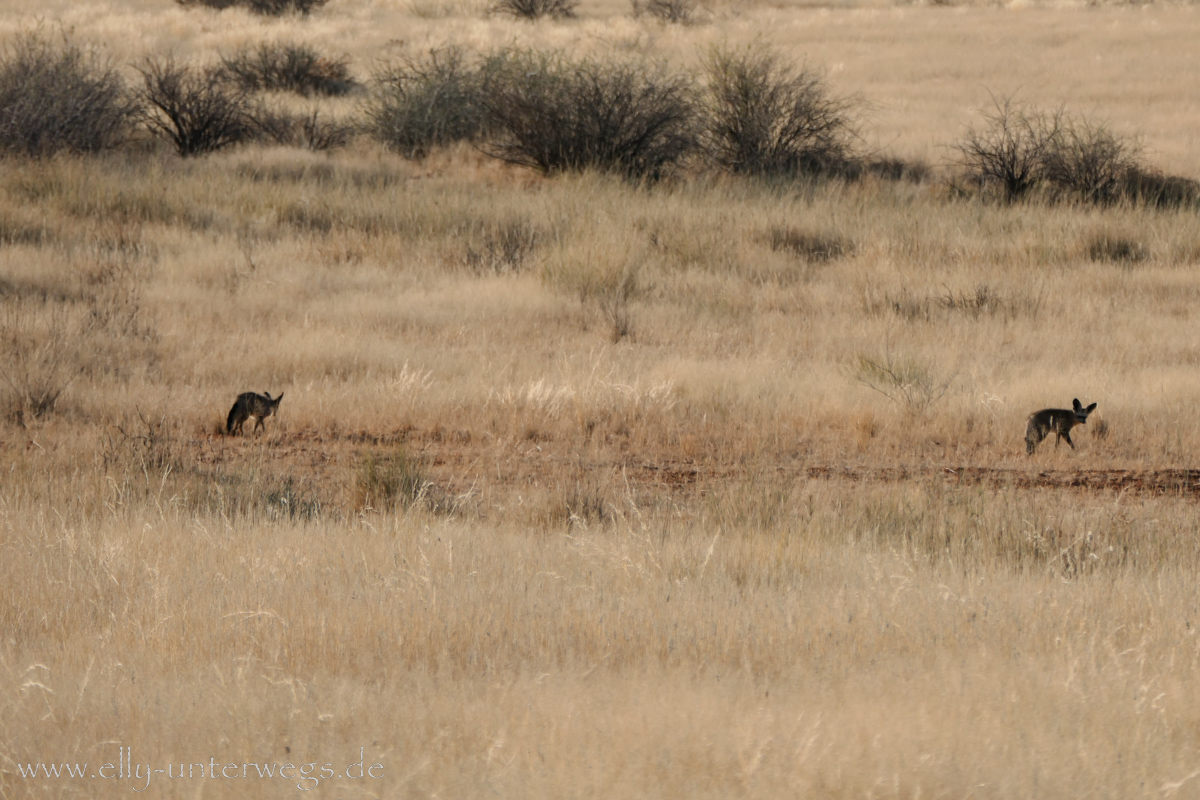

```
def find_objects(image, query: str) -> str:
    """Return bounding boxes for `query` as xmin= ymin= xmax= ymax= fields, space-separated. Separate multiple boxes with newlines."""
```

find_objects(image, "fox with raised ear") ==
xmin=226 ymin=391 xmax=283 ymax=436
xmin=1025 ymin=399 xmax=1096 ymax=454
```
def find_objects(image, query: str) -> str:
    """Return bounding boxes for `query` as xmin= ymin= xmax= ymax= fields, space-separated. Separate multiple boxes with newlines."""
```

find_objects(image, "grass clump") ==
xmin=482 ymin=50 xmax=698 ymax=180
xmin=464 ymin=217 xmax=541 ymax=275
xmin=0 ymin=305 xmax=81 ymax=426
xmin=1087 ymin=233 xmax=1149 ymax=264
xmin=0 ymin=31 xmax=137 ymax=157
xmin=354 ymin=448 xmax=432 ymax=513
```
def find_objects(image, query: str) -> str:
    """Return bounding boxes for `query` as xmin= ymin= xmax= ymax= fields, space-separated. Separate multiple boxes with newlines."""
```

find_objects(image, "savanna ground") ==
xmin=4 ymin=0 xmax=1200 ymax=797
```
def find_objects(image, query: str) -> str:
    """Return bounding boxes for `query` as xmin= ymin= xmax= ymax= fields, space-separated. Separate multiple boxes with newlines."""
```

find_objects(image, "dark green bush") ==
xmin=482 ymin=50 xmax=699 ymax=180
xmin=701 ymin=44 xmax=862 ymax=180
xmin=0 ymin=32 xmax=137 ymax=157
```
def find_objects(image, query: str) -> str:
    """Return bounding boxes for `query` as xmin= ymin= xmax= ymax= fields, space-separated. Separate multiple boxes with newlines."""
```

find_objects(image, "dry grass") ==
xmin=4 ymin=0 xmax=1200 ymax=797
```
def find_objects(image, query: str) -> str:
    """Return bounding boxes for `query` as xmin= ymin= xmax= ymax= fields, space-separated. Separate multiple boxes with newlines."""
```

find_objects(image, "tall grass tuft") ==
xmin=354 ymin=448 xmax=431 ymax=512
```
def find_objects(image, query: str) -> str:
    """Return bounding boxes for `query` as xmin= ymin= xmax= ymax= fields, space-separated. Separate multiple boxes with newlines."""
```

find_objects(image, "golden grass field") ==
xmin=4 ymin=0 xmax=1200 ymax=797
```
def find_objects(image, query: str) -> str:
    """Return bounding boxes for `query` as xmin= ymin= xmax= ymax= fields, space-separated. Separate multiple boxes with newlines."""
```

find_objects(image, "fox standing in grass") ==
xmin=1026 ymin=399 xmax=1096 ymax=454
xmin=226 ymin=391 xmax=283 ymax=436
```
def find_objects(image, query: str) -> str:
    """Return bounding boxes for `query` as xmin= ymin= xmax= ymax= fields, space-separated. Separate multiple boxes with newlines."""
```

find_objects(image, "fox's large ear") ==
xmin=263 ymin=391 xmax=272 ymax=400
xmin=1085 ymin=403 xmax=1096 ymax=413
xmin=1073 ymin=399 xmax=1082 ymax=411
xmin=276 ymin=393 xmax=284 ymax=402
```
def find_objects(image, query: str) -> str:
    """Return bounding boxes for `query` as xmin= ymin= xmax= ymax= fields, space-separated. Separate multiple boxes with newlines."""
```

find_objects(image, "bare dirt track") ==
xmin=199 ymin=426 xmax=1200 ymax=514
xmin=627 ymin=462 xmax=1200 ymax=498
xmin=803 ymin=465 xmax=1200 ymax=496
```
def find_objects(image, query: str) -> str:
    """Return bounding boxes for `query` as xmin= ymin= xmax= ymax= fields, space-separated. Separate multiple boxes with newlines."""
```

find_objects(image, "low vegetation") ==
xmin=4 ymin=4 xmax=1200 ymax=798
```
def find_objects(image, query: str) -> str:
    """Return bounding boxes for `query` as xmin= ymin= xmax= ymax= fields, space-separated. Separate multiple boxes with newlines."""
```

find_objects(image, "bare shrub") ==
xmin=219 ymin=42 xmax=356 ymax=97
xmin=854 ymin=340 xmax=952 ymax=417
xmin=137 ymin=56 xmax=257 ymax=156
xmin=297 ymin=109 xmax=355 ymax=151
xmin=178 ymin=0 xmax=329 ymax=15
xmin=237 ymin=101 xmax=353 ymax=151
xmin=104 ymin=408 xmax=181 ymax=474
xmin=364 ymin=46 xmax=495 ymax=159
xmin=955 ymin=95 xmax=1195 ymax=207
xmin=489 ymin=0 xmax=578 ymax=19
xmin=482 ymin=50 xmax=699 ymax=180
xmin=632 ymin=0 xmax=694 ymax=23
xmin=1043 ymin=117 xmax=1141 ymax=205
xmin=0 ymin=31 xmax=137 ymax=157
xmin=246 ymin=101 xmax=299 ymax=145
xmin=701 ymin=44 xmax=862 ymax=180
xmin=953 ymin=96 xmax=1063 ymax=203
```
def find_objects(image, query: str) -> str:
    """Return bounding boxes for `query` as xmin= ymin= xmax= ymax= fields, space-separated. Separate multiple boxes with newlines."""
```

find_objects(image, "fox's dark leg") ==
xmin=1062 ymin=431 xmax=1075 ymax=449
